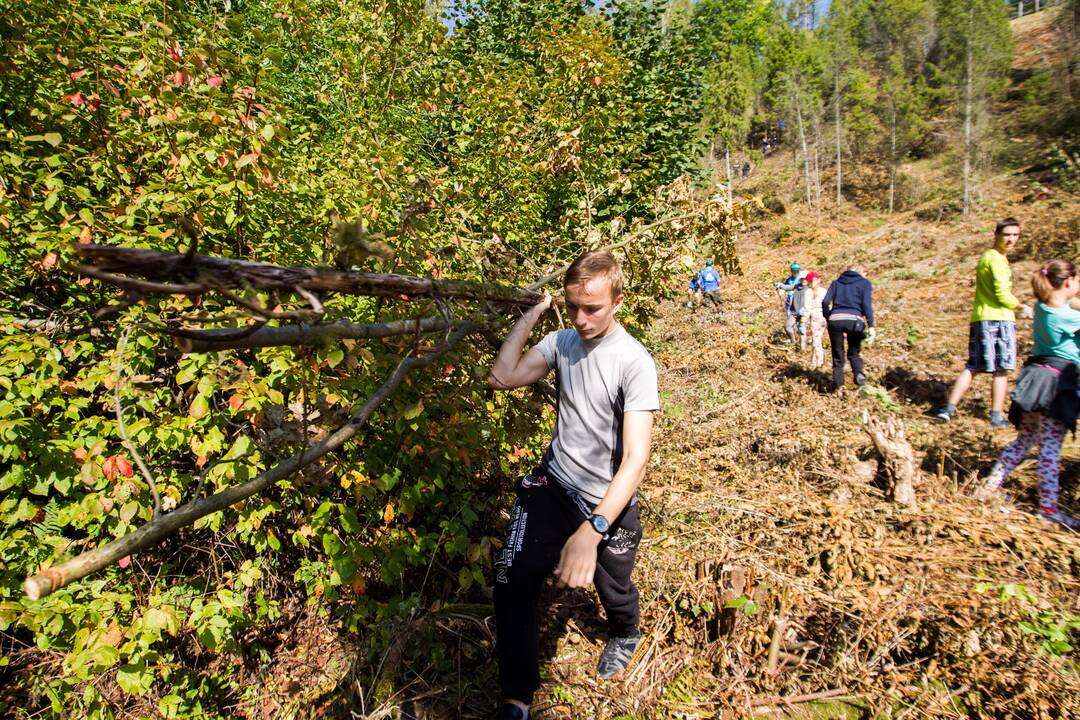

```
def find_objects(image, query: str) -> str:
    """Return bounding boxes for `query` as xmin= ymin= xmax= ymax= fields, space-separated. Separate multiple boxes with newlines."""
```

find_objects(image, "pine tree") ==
xmin=858 ymin=0 xmax=934 ymax=211
xmin=934 ymin=0 xmax=1013 ymax=215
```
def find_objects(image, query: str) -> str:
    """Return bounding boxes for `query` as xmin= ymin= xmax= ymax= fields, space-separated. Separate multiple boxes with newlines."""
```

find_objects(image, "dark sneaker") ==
xmin=597 ymin=634 xmax=641 ymax=679
xmin=854 ymin=373 xmax=866 ymax=386
xmin=989 ymin=417 xmax=1011 ymax=429
xmin=933 ymin=407 xmax=953 ymax=423
xmin=491 ymin=703 xmax=528 ymax=720
xmin=1041 ymin=509 xmax=1080 ymax=531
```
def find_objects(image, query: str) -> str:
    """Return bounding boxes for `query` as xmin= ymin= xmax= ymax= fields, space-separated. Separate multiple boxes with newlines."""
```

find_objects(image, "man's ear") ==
xmin=613 ymin=293 xmax=625 ymax=313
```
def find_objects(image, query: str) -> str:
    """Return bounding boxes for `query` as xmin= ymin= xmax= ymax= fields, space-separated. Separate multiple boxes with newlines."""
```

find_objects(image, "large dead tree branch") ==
xmin=24 ymin=324 xmax=475 ymax=600
xmin=173 ymin=315 xmax=471 ymax=353
xmin=73 ymin=244 xmax=541 ymax=306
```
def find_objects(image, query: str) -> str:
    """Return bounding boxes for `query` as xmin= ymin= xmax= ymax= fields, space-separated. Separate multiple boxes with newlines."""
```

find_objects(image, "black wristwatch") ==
xmin=588 ymin=513 xmax=610 ymax=539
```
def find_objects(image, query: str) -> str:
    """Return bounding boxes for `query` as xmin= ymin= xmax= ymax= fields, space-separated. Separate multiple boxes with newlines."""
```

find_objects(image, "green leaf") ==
xmin=116 ymin=662 xmax=154 ymax=695
xmin=119 ymin=500 xmax=139 ymax=525
xmin=90 ymin=643 xmax=120 ymax=670
xmin=43 ymin=132 xmax=62 ymax=147
xmin=402 ymin=400 xmax=424 ymax=420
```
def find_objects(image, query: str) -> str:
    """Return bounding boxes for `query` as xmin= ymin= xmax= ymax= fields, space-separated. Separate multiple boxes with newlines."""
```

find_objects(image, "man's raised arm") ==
xmin=488 ymin=293 xmax=554 ymax=390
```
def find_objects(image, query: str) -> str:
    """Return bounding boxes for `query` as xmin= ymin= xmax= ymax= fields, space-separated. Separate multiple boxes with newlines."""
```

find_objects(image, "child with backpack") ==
xmin=977 ymin=260 xmax=1080 ymax=530
xmin=790 ymin=271 xmax=810 ymax=351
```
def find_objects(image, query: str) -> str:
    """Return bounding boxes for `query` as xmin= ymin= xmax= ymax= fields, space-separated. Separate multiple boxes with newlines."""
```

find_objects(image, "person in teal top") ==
xmin=977 ymin=259 xmax=1080 ymax=531
xmin=936 ymin=218 xmax=1033 ymax=427
xmin=1032 ymin=301 xmax=1080 ymax=364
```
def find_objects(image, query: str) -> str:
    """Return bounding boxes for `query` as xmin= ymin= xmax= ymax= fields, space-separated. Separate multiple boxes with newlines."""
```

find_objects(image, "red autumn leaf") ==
xmin=228 ymin=394 xmax=244 ymax=410
xmin=73 ymin=448 xmax=88 ymax=462
xmin=78 ymin=277 xmax=91 ymax=286
xmin=115 ymin=455 xmax=133 ymax=478
xmin=423 ymin=101 xmax=437 ymax=112
xmin=87 ymin=94 xmax=101 ymax=111
xmin=78 ymin=226 xmax=92 ymax=244
xmin=593 ymin=75 xmax=603 ymax=86
xmin=102 ymin=456 xmax=117 ymax=481
xmin=171 ymin=71 xmax=187 ymax=86
xmin=207 ymin=75 xmax=223 ymax=87
xmin=120 ymin=109 xmax=132 ymax=121
xmin=41 ymin=251 xmax=58 ymax=269
xmin=103 ymin=79 xmax=120 ymax=97
xmin=70 ymin=69 xmax=87 ymax=80
xmin=59 ymin=212 xmax=76 ymax=229
xmin=117 ymin=556 xmax=131 ymax=569
xmin=62 ymin=91 xmax=85 ymax=106
xmin=167 ymin=43 xmax=182 ymax=62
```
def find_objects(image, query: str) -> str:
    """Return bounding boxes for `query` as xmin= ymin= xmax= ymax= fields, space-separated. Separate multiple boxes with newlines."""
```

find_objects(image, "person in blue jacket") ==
xmin=822 ymin=264 xmax=875 ymax=392
xmin=698 ymin=260 xmax=722 ymax=313
xmin=775 ymin=261 xmax=802 ymax=343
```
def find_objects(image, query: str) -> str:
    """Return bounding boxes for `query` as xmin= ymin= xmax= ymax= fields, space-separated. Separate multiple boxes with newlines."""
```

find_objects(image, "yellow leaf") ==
xmin=383 ymin=502 xmax=395 ymax=524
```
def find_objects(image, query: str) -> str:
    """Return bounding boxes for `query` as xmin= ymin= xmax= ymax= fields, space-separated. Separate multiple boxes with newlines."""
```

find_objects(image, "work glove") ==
xmin=1020 ymin=304 xmax=1034 ymax=320
xmin=865 ymin=326 xmax=877 ymax=345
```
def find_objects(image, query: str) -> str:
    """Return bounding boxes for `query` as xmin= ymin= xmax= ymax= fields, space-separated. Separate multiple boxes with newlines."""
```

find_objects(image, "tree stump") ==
xmin=861 ymin=410 xmax=919 ymax=510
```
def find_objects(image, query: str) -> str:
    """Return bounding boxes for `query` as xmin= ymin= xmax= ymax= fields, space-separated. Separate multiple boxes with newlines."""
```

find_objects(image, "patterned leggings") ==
xmin=985 ymin=412 xmax=1066 ymax=514
xmin=808 ymin=314 xmax=826 ymax=368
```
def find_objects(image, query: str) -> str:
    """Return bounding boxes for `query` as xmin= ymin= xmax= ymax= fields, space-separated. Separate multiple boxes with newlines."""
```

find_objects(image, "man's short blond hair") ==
xmin=564 ymin=251 xmax=624 ymax=299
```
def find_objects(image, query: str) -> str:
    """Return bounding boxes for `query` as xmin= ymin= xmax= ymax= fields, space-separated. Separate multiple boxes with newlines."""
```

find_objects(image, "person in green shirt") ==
xmin=936 ymin=218 xmax=1033 ymax=427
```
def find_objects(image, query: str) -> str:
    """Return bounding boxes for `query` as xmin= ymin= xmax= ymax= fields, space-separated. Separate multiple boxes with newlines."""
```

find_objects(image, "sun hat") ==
xmin=790 ymin=261 xmax=801 ymax=273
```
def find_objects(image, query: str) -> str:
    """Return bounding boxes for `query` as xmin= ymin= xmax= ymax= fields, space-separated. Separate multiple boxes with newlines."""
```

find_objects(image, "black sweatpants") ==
xmin=493 ymin=473 xmax=642 ymax=705
xmin=827 ymin=317 xmax=865 ymax=390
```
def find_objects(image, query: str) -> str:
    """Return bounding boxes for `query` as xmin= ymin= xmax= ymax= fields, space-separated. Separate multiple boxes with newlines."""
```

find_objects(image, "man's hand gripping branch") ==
xmin=488 ymin=292 xmax=553 ymax=390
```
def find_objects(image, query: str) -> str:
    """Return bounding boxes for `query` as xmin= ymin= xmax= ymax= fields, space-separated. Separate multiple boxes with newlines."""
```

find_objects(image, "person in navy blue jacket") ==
xmin=822 ymin=265 xmax=875 ymax=392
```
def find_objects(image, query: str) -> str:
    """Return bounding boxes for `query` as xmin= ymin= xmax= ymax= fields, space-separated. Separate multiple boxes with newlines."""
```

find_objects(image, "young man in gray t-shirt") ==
xmin=487 ymin=251 xmax=659 ymax=720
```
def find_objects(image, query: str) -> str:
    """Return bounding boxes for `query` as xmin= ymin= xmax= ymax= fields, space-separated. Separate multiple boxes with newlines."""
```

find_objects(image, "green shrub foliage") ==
xmin=0 ymin=0 xmax=707 ymax=715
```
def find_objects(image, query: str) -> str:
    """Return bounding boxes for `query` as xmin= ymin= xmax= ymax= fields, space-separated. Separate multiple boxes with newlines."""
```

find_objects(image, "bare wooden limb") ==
xmin=861 ymin=410 xmax=919 ymax=510
xmin=173 ymin=316 xmax=469 ymax=353
xmin=23 ymin=324 xmax=475 ymax=600
xmin=113 ymin=327 xmax=161 ymax=518
xmin=73 ymin=245 xmax=541 ymax=306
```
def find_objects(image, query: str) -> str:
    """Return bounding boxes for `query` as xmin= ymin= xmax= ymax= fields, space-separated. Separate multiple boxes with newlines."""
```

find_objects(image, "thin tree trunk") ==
xmin=962 ymin=1 xmax=975 ymax=216
xmin=794 ymin=88 xmax=813 ymax=211
xmin=1018 ymin=0 xmax=1023 ymax=17
xmin=888 ymin=119 xmax=897 ymax=213
xmin=813 ymin=117 xmax=822 ymax=211
xmin=835 ymin=72 xmax=843 ymax=207
xmin=725 ymin=148 xmax=733 ymax=211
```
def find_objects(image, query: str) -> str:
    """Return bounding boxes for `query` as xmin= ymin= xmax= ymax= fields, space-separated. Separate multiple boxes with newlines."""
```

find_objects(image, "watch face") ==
xmin=591 ymin=515 xmax=610 ymax=534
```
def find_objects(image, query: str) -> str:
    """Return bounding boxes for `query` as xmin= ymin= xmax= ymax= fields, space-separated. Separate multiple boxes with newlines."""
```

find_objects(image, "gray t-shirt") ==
xmin=533 ymin=324 xmax=660 ymax=504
